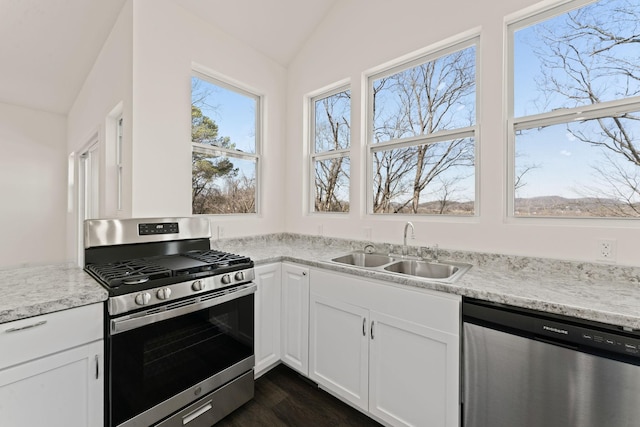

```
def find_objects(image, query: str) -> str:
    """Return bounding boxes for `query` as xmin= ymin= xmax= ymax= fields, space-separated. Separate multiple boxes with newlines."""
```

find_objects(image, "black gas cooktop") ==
xmin=85 ymin=249 xmax=252 ymax=291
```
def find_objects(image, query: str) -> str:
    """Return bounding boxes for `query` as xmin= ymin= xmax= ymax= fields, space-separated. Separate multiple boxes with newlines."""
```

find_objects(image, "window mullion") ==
xmin=312 ymin=149 xmax=350 ymax=161
xmin=514 ymin=98 xmax=640 ymax=132
xmin=192 ymin=142 xmax=258 ymax=162
xmin=370 ymin=127 xmax=476 ymax=153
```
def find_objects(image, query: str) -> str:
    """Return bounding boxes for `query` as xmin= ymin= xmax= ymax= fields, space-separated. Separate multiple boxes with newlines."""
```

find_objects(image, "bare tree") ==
xmin=578 ymin=152 xmax=640 ymax=216
xmin=224 ymin=175 xmax=256 ymax=214
xmin=514 ymin=150 xmax=541 ymax=195
xmin=372 ymin=148 xmax=415 ymax=213
xmin=431 ymin=174 xmax=471 ymax=214
xmin=315 ymin=157 xmax=349 ymax=212
xmin=531 ymin=0 xmax=640 ymax=215
xmin=314 ymin=91 xmax=350 ymax=212
xmin=372 ymin=47 xmax=476 ymax=214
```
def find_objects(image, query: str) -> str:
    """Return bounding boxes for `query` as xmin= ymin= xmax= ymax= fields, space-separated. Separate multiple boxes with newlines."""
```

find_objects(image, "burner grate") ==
xmin=185 ymin=250 xmax=251 ymax=267
xmin=86 ymin=260 xmax=172 ymax=288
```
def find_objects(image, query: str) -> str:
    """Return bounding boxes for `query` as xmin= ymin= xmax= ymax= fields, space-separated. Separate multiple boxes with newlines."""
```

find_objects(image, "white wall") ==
xmin=0 ymin=103 xmax=67 ymax=267
xmin=285 ymin=0 xmax=640 ymax=266
xmin=130 ymin=0 xmax=287 ymax=237
xmin=67 ymin=1 xmax=133 ymax=262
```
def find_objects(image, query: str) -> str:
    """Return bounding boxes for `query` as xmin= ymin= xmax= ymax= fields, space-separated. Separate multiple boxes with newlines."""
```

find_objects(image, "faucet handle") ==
xmin=419 ymin=245 xmax=439 ymax=262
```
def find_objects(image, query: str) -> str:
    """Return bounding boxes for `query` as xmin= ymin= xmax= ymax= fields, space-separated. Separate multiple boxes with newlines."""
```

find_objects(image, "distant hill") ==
xmin=515 ymin=195 xmax=639 ymax=217
xmin=374 ymin=195 xmax=639 ymax=217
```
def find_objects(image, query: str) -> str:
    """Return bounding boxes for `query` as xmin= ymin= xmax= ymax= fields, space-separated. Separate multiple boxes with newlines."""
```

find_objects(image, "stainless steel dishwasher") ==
xmin=463 ymin=298 xmax=640 ymax=427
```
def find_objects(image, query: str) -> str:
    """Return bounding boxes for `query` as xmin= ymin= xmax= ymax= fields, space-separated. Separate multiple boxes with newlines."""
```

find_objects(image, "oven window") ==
xmin=109 ymin=294 xmax=254 ymax=426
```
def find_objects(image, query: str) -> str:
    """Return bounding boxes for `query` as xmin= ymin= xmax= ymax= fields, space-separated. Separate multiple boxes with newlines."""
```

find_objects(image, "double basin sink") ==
xmin=331 ymin=251 xmax=471 ymax=283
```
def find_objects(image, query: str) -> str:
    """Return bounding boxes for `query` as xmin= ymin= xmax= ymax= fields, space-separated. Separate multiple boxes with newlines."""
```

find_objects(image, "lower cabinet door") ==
xmin=0 ymin=340 xmax=104 ymax=427
xmin=254 ymin=263 xmax=282 ymax=377
xmin=368 ymin=311 xmax=459 ymax=427
xmin=309 ymin=293 xmax=369 ymax=411
xmin=281 ymin=263 xmax=310 ymax=375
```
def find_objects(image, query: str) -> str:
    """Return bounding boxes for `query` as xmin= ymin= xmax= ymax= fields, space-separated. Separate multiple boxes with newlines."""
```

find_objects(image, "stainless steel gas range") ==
xmin=84 ymin=217 xmax=256 ymax=427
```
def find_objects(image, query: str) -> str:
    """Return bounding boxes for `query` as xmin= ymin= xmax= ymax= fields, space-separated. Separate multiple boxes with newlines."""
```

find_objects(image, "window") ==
xmin=368 ymin=39 xmax=477 ymax=215
xmin=510 ymin=0 xmax=640 ymax=218
xmin=310 ymin=87 xmax=351 ymax=212
xmin=191 ymin=73 xmax=260 ymax=214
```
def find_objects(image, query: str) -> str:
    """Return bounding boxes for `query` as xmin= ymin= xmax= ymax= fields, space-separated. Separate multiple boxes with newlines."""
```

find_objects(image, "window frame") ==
xmin=365 ymin=33 xmax=480 ymax=217
xmin=191 ymin=70 xmax=262 ymax=216
xmin=308 ymin=82 xmax=351 ymax=214
xmin=506 ymin=0 xmax=640 ymax=220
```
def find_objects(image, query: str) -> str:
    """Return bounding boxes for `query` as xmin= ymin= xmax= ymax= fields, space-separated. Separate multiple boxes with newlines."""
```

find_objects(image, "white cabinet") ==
xmin=0 ymin=340 xmax=103 ymax=427
xmin=368 ymin=310 xmax=459 ymax=427
xmin=310 ymin=294 xmax=369 ymax=410
xmin=254 ymin=263 xmax=282 ymax=377
xmin=0 ymin=303 xmax=104 ymax=427
xmin=280 ymin=262 xmax=309 ymax=375
xmin=309 ymin=269 xmax=460 ymax=427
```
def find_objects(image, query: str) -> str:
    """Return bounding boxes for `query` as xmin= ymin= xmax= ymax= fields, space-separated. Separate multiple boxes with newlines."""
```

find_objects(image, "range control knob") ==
xmin=156 ymin=288 xmax=172 ymax=300
xmin=134 ymin=292 xmax=151 ymax=306
xmin=221 ymin=274 xmax=231 ymax=285
xmin=234 ymin=271 xmax=245 ymax=281
xmin=192 ymin=280 xmax=204 ymax=292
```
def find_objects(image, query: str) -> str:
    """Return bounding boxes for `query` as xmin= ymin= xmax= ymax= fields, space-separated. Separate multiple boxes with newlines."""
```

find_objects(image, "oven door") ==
xmin=107 ymin=283 xmax=256 ymax=427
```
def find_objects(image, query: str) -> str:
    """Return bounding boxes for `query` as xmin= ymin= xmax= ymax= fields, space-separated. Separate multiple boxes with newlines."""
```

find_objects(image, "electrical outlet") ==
xmin=317 ymin=225 xmax=323 ymax=236
xmin=217 ymin=226 xmax=225 ymax=239
xmin=596 ymin=239 xmax=617 ymax=262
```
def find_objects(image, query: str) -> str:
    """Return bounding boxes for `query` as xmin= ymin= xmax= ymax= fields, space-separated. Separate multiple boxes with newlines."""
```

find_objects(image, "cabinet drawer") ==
xmin=0 ymin=303 xmax=103 ymax=370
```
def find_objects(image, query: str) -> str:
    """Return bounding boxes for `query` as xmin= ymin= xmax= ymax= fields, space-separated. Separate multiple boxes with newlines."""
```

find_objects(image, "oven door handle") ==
xmin=110 ymin=282 xmax=256 ymax=335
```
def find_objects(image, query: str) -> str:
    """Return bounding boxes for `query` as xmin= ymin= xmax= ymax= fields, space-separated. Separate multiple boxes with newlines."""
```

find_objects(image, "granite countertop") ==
xmin=213 ymin=233 xmax=640 ymax=330
xmin=0 ymin=263 xmax=108 ymax=324
xmin=3 ymin=233 xmax=639 ymax=329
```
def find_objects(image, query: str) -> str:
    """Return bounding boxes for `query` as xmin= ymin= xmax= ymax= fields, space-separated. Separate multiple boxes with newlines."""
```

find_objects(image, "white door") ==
xmin=280 ymin=263 xmax=309 ymax=375
xmin=369 ymin=311 xmax=460 ymax=427
xmin=254 ymin=263 xmax=282 ymax=377
xmin=0 ymin=340 xmax=104 ymax=427
xmin=309 ymin=293 xmax=369 ymax=411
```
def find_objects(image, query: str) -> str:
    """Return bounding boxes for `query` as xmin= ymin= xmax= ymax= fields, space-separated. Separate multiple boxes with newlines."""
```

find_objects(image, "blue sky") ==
xmin=192 ymin=77 xmax=256 ymax=154
xmin=192 ymin=77 xmax=257 ymax=182
xmin=513 ymin=0 xmax=640 ymax=200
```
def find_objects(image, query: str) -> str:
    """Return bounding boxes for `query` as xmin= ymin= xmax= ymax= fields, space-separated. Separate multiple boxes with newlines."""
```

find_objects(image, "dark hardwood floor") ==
xmin=216 ymin=364 xmax=383 ymax=427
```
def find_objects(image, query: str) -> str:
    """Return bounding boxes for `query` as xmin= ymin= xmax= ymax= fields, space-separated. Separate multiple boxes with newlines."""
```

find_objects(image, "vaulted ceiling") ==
xmin=0 ymin=0 xmax=337 ymax=115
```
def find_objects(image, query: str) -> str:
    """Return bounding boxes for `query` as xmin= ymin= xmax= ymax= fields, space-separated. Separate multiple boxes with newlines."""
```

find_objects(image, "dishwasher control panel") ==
xmin=536 ymin=319 xmax=640 ymax=358
xmin=464 ymin=298 xmax=640 ymax=361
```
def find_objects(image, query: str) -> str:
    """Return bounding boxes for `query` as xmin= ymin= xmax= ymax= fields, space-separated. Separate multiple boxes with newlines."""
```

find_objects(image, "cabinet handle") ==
xmin=95 ymin=355 xmax=100 ymax=379
xmin=4 ymin=320 xmax=47 ymax=333
xmin=362 ymin=318 xmax=366 ymax=336
xmin=370 ymin=321 xmax=375 ymax=340
xmin=302 ymin=272 xmax=307 ymax=276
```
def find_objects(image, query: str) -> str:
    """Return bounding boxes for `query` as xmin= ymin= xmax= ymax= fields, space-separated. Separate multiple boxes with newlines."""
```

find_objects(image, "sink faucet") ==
xmin=402 ymin=222 xmax=415 ymax=256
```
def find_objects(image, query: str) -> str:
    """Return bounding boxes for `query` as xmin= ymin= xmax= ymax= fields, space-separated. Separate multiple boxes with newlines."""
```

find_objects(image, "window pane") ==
xmin=315 ymin=90 xmax=350 ymax=153
xmin=515 ymin=114 xmax=640 ymax=217
xmin=372 ymin=138 xmax=475 ymax=215
xmin=192 ymin=153 xmax=256 ymax=214
xmin=514 ymin=0 xmax=640 ymax=117
xmin=191 ymin=76 xmax=256 ymax=153
xmin=372 ymin=46 xmax=476 ymax=144
xmin=314 ymin=157 xmax=350 ymax=212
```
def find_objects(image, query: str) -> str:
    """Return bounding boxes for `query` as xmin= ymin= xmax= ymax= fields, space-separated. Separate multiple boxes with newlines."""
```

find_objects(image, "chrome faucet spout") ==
xmin=402 ymin=222 xmax=415 ymax=256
